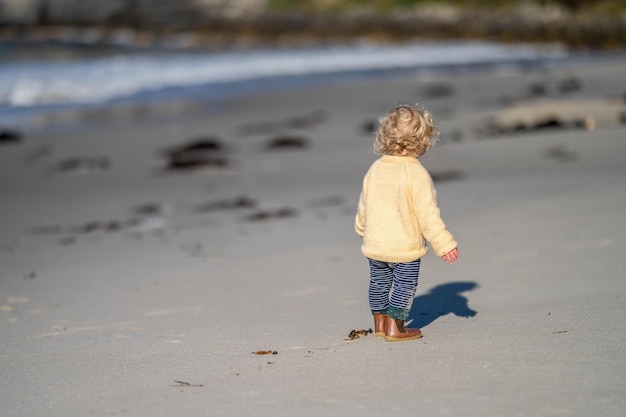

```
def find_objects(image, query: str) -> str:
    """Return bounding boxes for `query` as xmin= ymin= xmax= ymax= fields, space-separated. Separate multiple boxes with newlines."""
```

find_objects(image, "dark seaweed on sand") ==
xmin=265 ymin=135 xmax=309 ymax=150
xmin=0 ymin=129 xmax=22 ymax=145
xmin=163 ymin=137 xmax=229 ymax=172
xmin=346 ymin=328 xmax=373 ymax=340
xmin=528 ymin=77 xmax=583 ymax=98
xmin=132 ymin=203 xmax=163 ymax=217
xmin=238 ymin=110 xmax=327 ymax=136
xmin=361 ymin=119 xmax=378 ymax=135
xmin=194 ymin=196 xmax=257 ymax=214
xmin=306 ymin=195 xmax=345 ymax=209
xmin=420 ymin=82 xmax=455 ymax=99
xmin=245 ymin=207 xmax=297 ymax=222
xmin=544 ymin=144 xmax=578 ymax=163
xmin=252 ymin=350 xmax=278 ymax=355
xmin=430 ymin=170 xmax=464 ymax=183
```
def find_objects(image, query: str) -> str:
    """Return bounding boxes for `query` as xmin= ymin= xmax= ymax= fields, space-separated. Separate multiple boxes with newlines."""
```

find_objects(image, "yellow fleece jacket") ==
xmin=355 ymin=154 xmax=457 ymax=263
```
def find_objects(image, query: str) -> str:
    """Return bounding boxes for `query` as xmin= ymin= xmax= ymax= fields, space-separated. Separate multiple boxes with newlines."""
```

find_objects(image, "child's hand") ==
xmin=442 ymin=248 xmax=458 ymax=264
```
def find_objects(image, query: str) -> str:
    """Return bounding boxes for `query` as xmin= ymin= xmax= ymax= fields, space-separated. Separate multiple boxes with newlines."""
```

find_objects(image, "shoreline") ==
xmin=4 ymin=42 xmax=625 ymax=136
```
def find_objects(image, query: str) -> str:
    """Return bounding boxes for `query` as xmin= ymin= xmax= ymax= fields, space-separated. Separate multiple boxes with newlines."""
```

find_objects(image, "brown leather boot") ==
xmin=373 ymin=312 xmax=388 ymax=337
xmin=385 ymin=316 xmax=422 ymax=342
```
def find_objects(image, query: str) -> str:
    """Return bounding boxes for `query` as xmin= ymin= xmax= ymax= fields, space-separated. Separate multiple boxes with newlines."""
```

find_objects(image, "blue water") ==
xmin=0 ymin=40 xmax=608 ymax=131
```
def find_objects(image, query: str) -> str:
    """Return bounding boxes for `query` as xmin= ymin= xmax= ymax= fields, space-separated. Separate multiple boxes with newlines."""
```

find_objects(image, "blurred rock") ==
xmin=480 ymin=98 xmax=623 ymax=136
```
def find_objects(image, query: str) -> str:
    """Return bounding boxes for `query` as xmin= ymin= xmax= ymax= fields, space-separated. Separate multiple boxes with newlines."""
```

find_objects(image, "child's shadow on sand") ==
xmin=408 ymin=282 xmax=478 ymax=328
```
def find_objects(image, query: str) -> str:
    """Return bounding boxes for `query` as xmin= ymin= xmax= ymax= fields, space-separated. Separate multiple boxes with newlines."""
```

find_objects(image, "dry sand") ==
xmin=1 ymin=57 xmax=626 ymax=417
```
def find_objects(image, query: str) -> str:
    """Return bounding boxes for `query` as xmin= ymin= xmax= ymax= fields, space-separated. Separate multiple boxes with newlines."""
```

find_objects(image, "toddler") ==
xmin=355 ymin=105 xmax=459 ymax=342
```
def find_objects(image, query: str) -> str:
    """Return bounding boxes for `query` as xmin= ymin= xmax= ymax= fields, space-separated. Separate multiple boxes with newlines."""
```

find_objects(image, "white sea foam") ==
xmin=0 ymin=42 xmax=567 ymax=110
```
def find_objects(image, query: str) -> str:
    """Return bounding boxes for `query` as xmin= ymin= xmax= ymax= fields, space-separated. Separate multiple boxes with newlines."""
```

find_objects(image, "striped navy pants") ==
xmin=368 ymin=258 xmax=421 ymax=321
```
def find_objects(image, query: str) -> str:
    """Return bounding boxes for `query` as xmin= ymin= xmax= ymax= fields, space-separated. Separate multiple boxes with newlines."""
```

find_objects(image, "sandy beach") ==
xmin=1 ymin=55 xmax=626 ymax=416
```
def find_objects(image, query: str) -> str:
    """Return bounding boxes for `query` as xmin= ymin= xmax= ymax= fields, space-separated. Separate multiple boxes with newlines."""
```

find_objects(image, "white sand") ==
xmin=1 ymin=57 xmax=626 ymax=416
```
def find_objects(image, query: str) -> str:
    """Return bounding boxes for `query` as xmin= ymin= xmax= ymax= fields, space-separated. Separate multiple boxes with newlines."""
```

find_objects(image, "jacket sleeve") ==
xmin=412 ymin=169 xmax=458 ymax=257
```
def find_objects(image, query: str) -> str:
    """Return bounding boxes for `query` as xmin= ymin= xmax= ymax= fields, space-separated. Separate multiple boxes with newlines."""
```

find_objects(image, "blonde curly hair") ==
xmin=374 ymin=105 xmax=439 ymax=158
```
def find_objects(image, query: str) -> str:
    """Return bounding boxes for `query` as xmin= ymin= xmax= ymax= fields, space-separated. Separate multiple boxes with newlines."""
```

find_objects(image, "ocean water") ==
xmin=0 ymin=40 xmax=579 ymax=131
